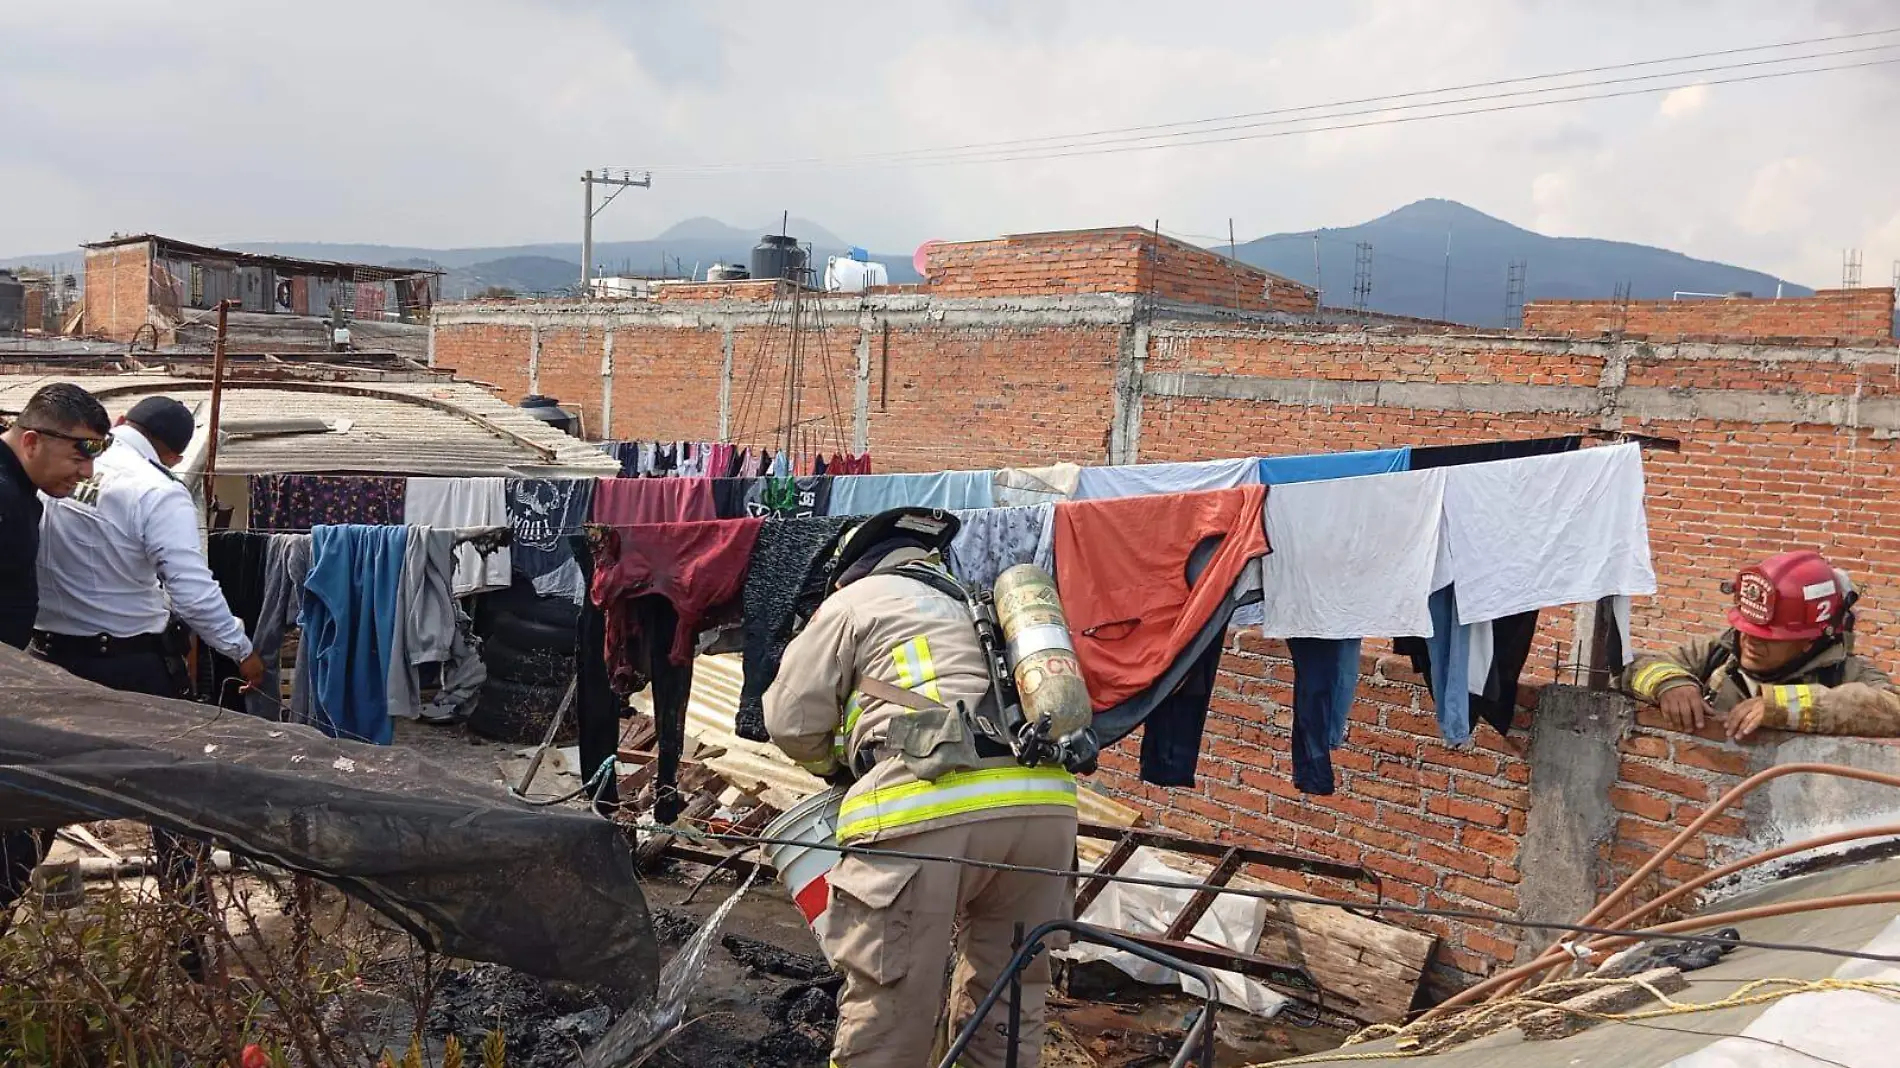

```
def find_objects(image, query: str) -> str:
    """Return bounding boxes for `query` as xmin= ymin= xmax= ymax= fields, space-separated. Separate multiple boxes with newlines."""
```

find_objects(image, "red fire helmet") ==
xmin=1727 ymin=551 xmax=1848 ymax=642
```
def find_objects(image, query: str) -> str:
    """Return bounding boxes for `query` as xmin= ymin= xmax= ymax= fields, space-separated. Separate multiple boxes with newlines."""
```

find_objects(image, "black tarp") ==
xmin=0 ymin=647 xmax=658 ymax=998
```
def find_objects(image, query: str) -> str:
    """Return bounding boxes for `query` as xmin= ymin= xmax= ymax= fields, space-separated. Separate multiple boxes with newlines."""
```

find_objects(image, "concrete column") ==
xmin=425 ymin=321 xmax=436 ymax=369
xmin=854 ymin=319 xmax=873 ymax=454
xmin=599 ymin=328 xmax=615 ymax=440
xmin=718 ymin=325 xmax=735 ymax=440
xmin=527 ymin=322 xmax=542 ymax=396
xmin=1107 ymin=318 xmax=1150 ymax=464
xmin=1515 ymin=686 xmax=1634 ymax=961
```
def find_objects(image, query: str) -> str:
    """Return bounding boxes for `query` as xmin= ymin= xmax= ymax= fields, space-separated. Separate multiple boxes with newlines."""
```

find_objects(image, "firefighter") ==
xmin=764 ymin=507 xmax=1079 ymax=1068
xmin=1621 ymin=550 xmax=1900 ymax=742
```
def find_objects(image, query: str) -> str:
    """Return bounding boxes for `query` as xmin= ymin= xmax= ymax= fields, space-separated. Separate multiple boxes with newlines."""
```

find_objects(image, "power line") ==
xmin=646 ymin=34 xmax=1900 ymax=174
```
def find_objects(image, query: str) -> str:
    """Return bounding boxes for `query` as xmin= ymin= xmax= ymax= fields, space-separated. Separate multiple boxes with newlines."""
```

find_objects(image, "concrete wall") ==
xmin=433 ymin=285 xmax=1900 ymax=994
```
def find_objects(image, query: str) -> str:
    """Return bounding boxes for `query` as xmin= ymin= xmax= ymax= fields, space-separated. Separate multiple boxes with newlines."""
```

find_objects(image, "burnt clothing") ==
xmin=0 ymin=442 xmax=43 ymax=651
xmin=1137 ymin=635 xmax=1222 ymax=787
xmin=736 ymin=516 xmax=855 ymax=743
xmin=1622 ymin=630 xmax=1900 ymax=735
xmin=588 ymin=519 xmax=763 ymax=690
xmin=823 ymin=814 xmax=1077 ymax=1068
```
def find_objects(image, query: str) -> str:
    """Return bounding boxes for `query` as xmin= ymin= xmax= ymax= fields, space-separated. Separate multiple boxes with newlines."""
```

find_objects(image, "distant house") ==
xmin=81 ymin=234 xmax=441 ymax=344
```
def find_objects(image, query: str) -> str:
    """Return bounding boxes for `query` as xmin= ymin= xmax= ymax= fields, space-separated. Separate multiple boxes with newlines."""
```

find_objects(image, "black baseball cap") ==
xmin=125 ymin=396 xmax=196 ymax=455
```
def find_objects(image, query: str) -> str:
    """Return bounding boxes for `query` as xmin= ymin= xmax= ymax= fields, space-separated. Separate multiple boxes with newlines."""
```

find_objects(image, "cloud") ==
xmin=1657 ymin=84 xmax=1710 ymax=120
xmin=0 ymin=0 xmax=1892 ymax=292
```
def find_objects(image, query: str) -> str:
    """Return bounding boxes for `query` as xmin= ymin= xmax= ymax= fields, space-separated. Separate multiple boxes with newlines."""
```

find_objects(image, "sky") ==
xmin=2 ymin=0 xmax=1897 ymax=288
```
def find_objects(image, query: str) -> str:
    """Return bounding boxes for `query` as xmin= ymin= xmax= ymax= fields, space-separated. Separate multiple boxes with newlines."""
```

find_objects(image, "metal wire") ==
xmin=624 ymin=822 xmax=1900 ymax=967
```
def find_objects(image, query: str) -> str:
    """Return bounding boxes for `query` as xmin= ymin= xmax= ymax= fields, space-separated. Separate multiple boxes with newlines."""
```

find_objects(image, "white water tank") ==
xmin=824 ymin=256 xmax=888 ymax=293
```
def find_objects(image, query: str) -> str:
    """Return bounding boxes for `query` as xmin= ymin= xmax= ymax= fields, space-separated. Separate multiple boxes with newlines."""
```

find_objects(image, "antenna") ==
xmin=1842 ymin=249 xmax=1863 ymax=289
xmin=1505 ymin=260 xmax=1528 ymax=328
xmin=1351 ymin=241 xmax=1373 ymax=316
xmin=1612 ymin=280 xmax=1632 ymax=336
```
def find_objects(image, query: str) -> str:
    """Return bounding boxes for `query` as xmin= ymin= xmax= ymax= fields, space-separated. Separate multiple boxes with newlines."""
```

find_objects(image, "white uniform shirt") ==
xmin=36 ymin=425 xmax=253 ymax=660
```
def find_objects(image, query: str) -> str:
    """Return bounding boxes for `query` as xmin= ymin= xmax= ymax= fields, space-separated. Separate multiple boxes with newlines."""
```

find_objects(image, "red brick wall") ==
xmin=432 ymin=322 xmax=532 ymax=403
xmin=1523 ymin=288 xmax=1896 ymax=345
xmin=433 ymin=296 xmax=1900 ymax=994
xmin=924 ymin=228 xmax=1317 ymax=314
xmin=82 ymin=243 xmax=155 ymax=341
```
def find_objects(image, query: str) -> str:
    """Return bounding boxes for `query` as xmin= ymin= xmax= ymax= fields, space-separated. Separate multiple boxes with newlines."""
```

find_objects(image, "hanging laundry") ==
xmin=300 ymin=525 xmax=408 ymax=744
xmin=1137 ymin=638 xmax=1223 ymax=788
xmin=813 ymin=454 xmax=828 ymax=476
xmin=656 ymin=442 xmax=678 ymax=476
xmin=1072 ymin=457 xmax=1261 ymax=501
xmin=737 ymin=448 xmax=762 ymax=478
xmin=570 ymin=534 xmax=623 ymax=816
xmin=1406 ymin=586 xmax=1473 ymax=745
xmin=1440 ymin=442 xmax=1656 ymax=625
xmin=947 ymin=504 xmax=1056 ymax=593
xmin=1408 ymin=435 xmax=1580 ymax=470
xmin=591 ymin=477 xmax=717 ymax=525
xmin=736 ymin=516 xmax=855 ymax=742
xmin=1256 ymin=467 xmax=1446 ymax=639
xmin=993 ymin=462 xmax=1083 ymax=507
xmin=826 ymin=470 xmax=994 ymax=514
xmin=504 ymin=478 xmax=594 ymax=603
xmin=255 ymin=533 xmax=312 ymax=723
xmin=710 ymin=478 xmax=757 ymax=520
xmin=1399 ymin=607 xmax=1543 ymax=737
xmin=1287 ymin=638 xmax=1363 ymax=795
xmin=591 ymin=520 xmax=762 ymax=825
xmin=756 ymin=476 xmax=831 ymax=518
xmin=769 ymin=450 xmax=791 ymax=478
xmin=386 ymin=527 xmax=456 ymax=721
xmin=405 ymin=478 xmax=512 ymax=596
xmin=248 ymin=474 xmax=405 ymax=531
xmin=1053 ymin=485 xmax=1269 ymax=710
xmin=205 ymin=532 xmax=272 ymax=712
xmin=589 ymin=519 xmax=765 ymax=684
xmin=1258 ymin=447 xmax=1411 ymax=486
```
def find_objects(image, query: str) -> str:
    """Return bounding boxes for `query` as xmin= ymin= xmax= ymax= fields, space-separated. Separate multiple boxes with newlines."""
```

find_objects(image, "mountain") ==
xmin=655 ymin=216 xmax=848 ymax=248
xmin=1233 ymin=199 xmax=1810 ymax=326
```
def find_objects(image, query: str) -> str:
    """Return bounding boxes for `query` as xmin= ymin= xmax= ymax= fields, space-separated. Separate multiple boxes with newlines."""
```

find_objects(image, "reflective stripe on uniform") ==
xmin=837 ymin=765 xmax=1077 ymax=842
xmin=1768 ymin=684 xmax=1819 ymax=732
xmin=891 ymin=636 xmax=943 ymax=703
xmin=1631 ymin=661 xmax=1695 ymax=699
xmin=832 ymin=636 xmax=945 ymax=763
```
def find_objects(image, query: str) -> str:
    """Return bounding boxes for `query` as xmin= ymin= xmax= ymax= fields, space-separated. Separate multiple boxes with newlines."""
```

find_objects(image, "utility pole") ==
xmin=1312 ymin=234 xmax=1323 ymax=307
xmin=581 ymin=169 xmax=652 ymax=295
xmin=1351 ymin=241 xmax=1373 ymax=316
xmin=204 ymin=299 xmax=236 ymax=510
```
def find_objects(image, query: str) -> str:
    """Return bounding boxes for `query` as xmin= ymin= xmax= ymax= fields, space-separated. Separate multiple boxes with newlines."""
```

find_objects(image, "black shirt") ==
xmin=0 ymin=442 xmax=42 ymax=650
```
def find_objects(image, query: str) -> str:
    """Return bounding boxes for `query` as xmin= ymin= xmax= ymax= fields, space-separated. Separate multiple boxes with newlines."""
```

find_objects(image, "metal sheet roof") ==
xmin=0 ymin=373 xmax=619 ymax=477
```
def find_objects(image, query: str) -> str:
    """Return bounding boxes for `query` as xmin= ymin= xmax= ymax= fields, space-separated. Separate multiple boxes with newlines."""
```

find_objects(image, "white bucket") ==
xmin=761 ymin=785 xmax=847 ymax=955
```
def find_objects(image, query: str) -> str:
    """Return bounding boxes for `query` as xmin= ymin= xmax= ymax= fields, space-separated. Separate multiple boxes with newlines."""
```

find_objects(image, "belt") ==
xmin=31 ymin=631 xmax=171 ymax=659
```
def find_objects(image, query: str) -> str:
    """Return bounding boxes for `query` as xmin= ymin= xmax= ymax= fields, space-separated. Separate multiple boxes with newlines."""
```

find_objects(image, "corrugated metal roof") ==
xmin=0 ymin=373 xmax=619 ymax=477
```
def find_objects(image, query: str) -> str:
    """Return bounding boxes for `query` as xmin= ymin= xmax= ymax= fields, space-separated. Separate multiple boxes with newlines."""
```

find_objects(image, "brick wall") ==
xmin=432 ymin=271 xmax=1900 ymax=996
xmin=1523 ymin=288 xmax=1897 ymax=345
xmin=924 ymin=228 xmax=1317 ymax=314
xmin=81 ymin=242 xmax=155 ymax=341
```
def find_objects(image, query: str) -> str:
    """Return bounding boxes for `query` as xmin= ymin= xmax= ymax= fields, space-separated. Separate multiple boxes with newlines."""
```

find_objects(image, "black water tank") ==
xmin=750 ymin=234 xmax=808 ymax=282
xmin=520 ymin=394 xmax=580 ymax=437
xmin=0 ymin=272 xmax=22 ymax=334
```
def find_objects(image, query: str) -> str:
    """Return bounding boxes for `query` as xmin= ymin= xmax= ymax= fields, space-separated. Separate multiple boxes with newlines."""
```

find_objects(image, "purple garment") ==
xmin=249 ymin=475 xmax=405 ymax=532
xmin=590 ymin=478 xmax=717 ymax=525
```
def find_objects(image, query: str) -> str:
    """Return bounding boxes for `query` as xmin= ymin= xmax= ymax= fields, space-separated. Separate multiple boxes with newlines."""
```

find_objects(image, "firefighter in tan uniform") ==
xmin=1622 ymin=550 xmax=1900 ymax=742
xmin=765 ymin=508 xmax=1080 ymax=1068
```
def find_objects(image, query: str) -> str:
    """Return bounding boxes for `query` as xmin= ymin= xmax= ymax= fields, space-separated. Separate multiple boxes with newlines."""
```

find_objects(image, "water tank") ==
xmin=750 ymin=234 xmax=809 ymax=283
xmin=706 ymin=263 xmax=751 ymax=282
xmin=825 ymin=256 xmax=890 ymax=294
xmin=519 ymin=394 xmax=580 ymax=437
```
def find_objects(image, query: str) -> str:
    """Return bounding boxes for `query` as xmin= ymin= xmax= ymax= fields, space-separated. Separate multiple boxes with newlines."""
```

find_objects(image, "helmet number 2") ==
xmin=1816 ymin=600 xmax=1833 ymax=622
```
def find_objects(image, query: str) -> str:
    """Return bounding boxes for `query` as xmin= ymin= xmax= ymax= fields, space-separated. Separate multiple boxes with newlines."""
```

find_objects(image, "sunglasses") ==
xmin=24 ymin=425 xmax=113 ymax=459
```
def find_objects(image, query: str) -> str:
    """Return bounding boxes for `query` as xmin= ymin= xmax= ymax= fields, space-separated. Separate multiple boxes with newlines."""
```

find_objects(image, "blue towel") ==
xmin=301 ymin=524 xmax=408 ymax=744
xmin=825 ymin=470 xmax=995 ymax=515
xmin=1258 ymin=447 xmax=1411 ymax=486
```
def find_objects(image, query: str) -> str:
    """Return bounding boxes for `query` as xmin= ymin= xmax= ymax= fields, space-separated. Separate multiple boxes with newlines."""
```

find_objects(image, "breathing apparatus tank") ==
xmin=973 ymin=564 xmax=1097 ymax=773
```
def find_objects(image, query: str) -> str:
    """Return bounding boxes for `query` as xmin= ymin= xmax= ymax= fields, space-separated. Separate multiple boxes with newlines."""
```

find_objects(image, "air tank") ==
xmin=992 ymin=564 xmax=1093 ymax=743
xmin=750 ymin=234 xmax=809 ymax=282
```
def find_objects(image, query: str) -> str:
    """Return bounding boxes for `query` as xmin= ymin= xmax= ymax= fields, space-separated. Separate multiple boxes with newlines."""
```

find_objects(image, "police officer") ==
xmin=32 ymin=395 xmax=262 ymax=966
xmin=0 ymin=383 xmax=111 ymax=933
xmin=765 ymin=508 xmax=1079 ymax=1068
xmin=1622 ymin=550 xmax=1899 ymax=742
